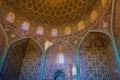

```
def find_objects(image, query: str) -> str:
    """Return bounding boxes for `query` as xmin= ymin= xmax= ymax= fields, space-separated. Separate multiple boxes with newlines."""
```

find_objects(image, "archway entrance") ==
xmin=43 ymin=42 xmax=76 ymax=80
xmin=54 ymin=70 xmax=65 ymax=80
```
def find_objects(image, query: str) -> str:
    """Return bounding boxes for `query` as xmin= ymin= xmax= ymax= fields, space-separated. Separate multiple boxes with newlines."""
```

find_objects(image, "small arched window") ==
xmin=78 ymin=21 xmax=85 ymax=31
xmin=64 ymin=26 xmax=71 ymax=35
xmin=90 ymin=10 xmax=98 ymax=23
xmin=36 ymin=27 xmax=44 ymax=35
xmin=21 ymin=22 xmax=30 ymax=31
xmin=6 ymin=12 xmax=15 ymax=23
xmin=51 ymin=28 xmax=57 ymax=37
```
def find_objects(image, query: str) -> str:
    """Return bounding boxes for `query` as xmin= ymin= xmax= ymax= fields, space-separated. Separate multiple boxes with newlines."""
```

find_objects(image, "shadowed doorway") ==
xmin=54 ymin=70 xmax=65 ymax=80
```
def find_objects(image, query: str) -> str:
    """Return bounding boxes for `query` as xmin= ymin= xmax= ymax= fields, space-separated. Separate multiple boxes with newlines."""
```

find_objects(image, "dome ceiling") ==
xmin=4 ymin=0 xmax=98 ymax=26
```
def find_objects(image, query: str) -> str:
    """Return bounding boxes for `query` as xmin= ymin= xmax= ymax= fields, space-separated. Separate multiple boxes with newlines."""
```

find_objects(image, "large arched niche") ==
xmin=78 ymin=32 xmax=120 ymax=80
xmin=1 ymin=38 xmax=43 ymax=80
xmin=43 ymin=41 xmax=76 ymax=80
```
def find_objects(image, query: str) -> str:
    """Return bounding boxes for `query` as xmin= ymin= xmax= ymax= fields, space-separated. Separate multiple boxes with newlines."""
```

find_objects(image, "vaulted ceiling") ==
xmin=3 ymin=0 xmax=99 ymax=26
xmin=0 ymin=0 xmax=110 ymax=41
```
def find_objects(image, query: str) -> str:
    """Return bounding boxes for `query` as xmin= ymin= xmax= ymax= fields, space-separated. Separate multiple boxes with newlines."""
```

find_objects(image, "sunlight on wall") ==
xmin=78 ymin=21 xmax=85 ymax=31
xmin=90 ymin=10 xmax=98 ymax=23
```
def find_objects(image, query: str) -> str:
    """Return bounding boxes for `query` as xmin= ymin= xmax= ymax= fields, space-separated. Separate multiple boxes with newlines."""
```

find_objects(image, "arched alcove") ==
xmin=1 ymin=38 xmax=43 ymax=80
xmin=43 ymin=41 xmax=76 ymax=80
xmin=79 ymin=32 xmax=119 ymax=80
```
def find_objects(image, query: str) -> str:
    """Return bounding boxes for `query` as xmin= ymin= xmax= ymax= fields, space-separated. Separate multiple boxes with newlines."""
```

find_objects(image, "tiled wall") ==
xmin=19 ymin=40 xmax=42 ymax=80
xmin=1 ymin=39 xmax=42 ymax=80
xmin=1 ymin=39 xmax=29 ymax=80
xmin=43 ymin=42 xmax=76 ymax=80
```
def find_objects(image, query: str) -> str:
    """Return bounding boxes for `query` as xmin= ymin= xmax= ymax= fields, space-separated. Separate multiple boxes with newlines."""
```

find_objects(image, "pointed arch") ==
xmin=0 ymin=23 xmax=8 ymax=72
xmin=0 ymin=38 xmax=44 ymax=80
xmin=43 ymin=40 xmax=77 ymax=80
xmin=78 ymin=30 xmax=111 ymax=50
xmin=78 ymin=30 xmax=120 ymax=80
xmin=0 ymin=23 xmax=8 ymax=56
xmin=46 ymin=40 xmax=76 ymax=53
xmin=51 ymin=28 xmax=58 ymax=37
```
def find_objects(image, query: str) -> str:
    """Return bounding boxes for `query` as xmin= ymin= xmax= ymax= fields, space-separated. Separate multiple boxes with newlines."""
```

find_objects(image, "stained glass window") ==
xmin=45 ymin=40 xmax=53 ymax=50
xmin=90 ymin=10 xmax=98 ymax=23
xmin=102 ymin=0 xmax=107 ymax=7
xmin=78 ymin=21 xmax=85 ymax=31
xmin=103 ymin=21 xmax=108 ymax=27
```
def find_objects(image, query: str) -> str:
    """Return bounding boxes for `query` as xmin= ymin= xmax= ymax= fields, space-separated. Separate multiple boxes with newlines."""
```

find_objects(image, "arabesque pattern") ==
xmin=4 ymin=0 xmax=99 ymax=25
xmin=19 ymin=40 xmax=42 ymax=80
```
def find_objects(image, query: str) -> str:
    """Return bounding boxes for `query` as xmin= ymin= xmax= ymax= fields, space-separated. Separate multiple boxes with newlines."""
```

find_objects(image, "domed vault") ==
xmin=4 ymin=0 xmax=99 ymax=26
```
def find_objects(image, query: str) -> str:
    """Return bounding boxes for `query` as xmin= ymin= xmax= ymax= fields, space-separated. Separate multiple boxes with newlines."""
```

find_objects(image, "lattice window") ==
xmin=36 ymin=27 xmax=44 ymax=35
xmin=51 ymin=28 xmax=57 ymax=37
xmin=21 ymin=22 xmax=30 ymax=31
xmin=6 ymin=12 xmax=15 ymax=23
